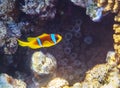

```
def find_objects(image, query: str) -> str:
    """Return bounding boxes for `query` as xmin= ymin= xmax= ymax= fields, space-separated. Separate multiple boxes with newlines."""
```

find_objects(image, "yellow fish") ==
xmin=17 ymin=33 xmax=62 ymax=49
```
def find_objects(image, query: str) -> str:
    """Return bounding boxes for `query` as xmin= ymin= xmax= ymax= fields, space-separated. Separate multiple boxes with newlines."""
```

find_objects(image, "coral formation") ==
xmin=43 ymin=77 xmax=69 ymax=88
xmin=21 ymin=0 xmax=57 ymax=20
xmin=0 ymin=0 xmax=15 ymax=15
xmin=0 ymin=73 xmax=26 ymax=88
xmin=0 ymin=17 xmax=22 ymax=54
xmin=0 ymin=21 xmax=7 ymax=47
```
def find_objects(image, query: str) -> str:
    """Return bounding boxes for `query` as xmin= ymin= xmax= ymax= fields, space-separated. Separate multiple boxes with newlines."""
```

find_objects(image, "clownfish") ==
xmin=17 ymin=33 xmax=62 ymax=49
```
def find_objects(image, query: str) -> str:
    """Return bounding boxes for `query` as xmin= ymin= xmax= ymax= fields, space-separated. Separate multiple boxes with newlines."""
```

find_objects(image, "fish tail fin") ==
xmin=17 ymin=39 xmax=29 ymax=47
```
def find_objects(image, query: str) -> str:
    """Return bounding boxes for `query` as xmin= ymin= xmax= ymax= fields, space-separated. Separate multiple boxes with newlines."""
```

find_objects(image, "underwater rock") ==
xmin=0 ymin=0 xmax=15 ymax=15
xmin=21 ymin=0 xmax=57 ymax=20
xmin=30 ymin=51 xmax=57 ymax=87
xmin=0 ymin=73 xmax=26 ymax=88
xmin=31 ymin=51 xmax=57 ymax=75
xmin=45 ymin=77 xmax=69 ymax=88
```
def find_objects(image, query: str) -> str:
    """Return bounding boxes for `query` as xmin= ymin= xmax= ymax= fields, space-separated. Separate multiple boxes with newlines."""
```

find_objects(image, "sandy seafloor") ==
xmin=0 ymin=0 xmax=115 ymax=87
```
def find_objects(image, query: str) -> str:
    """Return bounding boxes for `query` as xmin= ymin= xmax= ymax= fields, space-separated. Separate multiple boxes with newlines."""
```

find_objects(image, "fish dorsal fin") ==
xmin=27 ymin=33 xmax=49 ymax=41
xmin=27 ymin=37 xmax=36 ymax=41
xmin=39 ymin=33 xmax=49 ymax=38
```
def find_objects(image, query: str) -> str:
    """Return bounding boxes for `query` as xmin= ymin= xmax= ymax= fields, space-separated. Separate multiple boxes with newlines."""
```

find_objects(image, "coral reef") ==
xmin=0 ymin=73 xmax=26 ymax=88
xmin=0 ymin=0 xmax=120 ymax=88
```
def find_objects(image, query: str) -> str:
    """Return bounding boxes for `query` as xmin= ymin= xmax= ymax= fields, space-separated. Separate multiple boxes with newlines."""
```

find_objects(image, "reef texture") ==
xmin=0 ymin=0 xmax=15 ymax=15
xmin=0 ymin=73 xmax=26 ymax=88
xmin=0 ymin=16 xmax=23 ymax=54
xmin=21 ymin=0 xmax=57 ymax=20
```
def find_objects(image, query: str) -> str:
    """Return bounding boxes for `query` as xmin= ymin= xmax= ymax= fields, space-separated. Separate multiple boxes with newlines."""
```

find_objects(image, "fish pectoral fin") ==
xmin=42 ymin=41 xmax=53 ymax=47
xmin=27 ymin=37 xmax=36 ymax=41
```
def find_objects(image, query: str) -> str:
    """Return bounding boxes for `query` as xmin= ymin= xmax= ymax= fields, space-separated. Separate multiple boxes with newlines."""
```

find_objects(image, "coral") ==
xmin=0 ymin=21 xmax=7 ymax=47
xmin=4 ymin=37 xmax=18 ymax=54
xmin=96 ymin=0 xmax=119 ymax=13
xmin=85 ymin=64 xmax=112 ymax=82
xmin=70 ymin=0 xmax=94 ymax=8
xmin=31 ymin=51 xmax=57 ymax=75
xmin=112 ymin=0 xmax=120 ymax=59
xmin=60 ymin=50 xmax=120 ymax=88
xmin=0 ymin=0 xmax=15 ymax=15
xmin=86 ymin=3 xmax=104 ymax=21
xmin=106 ymin=51 xmax=117 ymax=66
xmin=70 ymin=0 xmax=86 ymax=7
xmin=44 ymin=77 xmax=69 ymax=88
xmin=100 ymin=68 xmax=120 ymax=88
xmin=7 ymin=20 xmax=22 ymax=38
xmin=0 ymin=73 xmax=26 ymax=88
xmin=70 ymin=0 xmax=104 ymax=21
xmin=21 ymin=0 xmax=57 ymax=20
